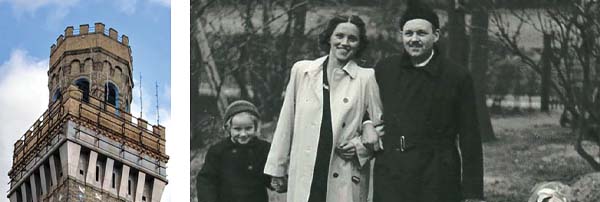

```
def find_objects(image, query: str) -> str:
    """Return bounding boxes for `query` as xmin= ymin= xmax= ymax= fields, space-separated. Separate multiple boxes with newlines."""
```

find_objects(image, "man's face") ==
xmin=401 ymin=19 xmax=439 ymax=59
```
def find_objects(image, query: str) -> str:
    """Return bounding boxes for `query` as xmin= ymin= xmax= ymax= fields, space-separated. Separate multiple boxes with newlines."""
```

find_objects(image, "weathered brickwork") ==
xmin=8 ymin=23 xmax=167 ymax=202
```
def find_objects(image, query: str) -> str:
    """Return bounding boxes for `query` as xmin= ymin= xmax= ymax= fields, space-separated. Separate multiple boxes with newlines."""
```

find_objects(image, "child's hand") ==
xmin=270 ymin=176 xmax=287 ymax=193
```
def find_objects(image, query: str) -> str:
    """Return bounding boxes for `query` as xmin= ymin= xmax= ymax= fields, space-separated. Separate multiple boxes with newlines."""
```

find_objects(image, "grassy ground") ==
xmin=190 ymin=111 xmax=598 ymax=202
xmin=484 ymin=111 xmax=596 ymax=201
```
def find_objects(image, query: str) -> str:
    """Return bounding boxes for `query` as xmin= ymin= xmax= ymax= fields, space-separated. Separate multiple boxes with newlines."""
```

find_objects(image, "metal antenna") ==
xmin=155 ymin=81 xmax=160 ymax=125
xmin=106 ymin=69 xmax=109 ymax=105
xmin=139 ymin=72 xmax=143 ymax=118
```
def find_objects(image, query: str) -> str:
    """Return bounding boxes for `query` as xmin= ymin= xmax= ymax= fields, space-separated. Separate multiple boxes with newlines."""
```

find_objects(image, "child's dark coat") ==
xmin=196 ymin=138 xmax=271 ymax=202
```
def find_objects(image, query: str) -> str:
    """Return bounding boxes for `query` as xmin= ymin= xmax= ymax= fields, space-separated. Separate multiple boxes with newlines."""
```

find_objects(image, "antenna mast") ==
xmin=155 ymin=81 xmax=160 ymax=125
xmin=106 ymin=70 xmax=109 ymax=105
xmin=139 ymin=72 xmax=143 ymax=118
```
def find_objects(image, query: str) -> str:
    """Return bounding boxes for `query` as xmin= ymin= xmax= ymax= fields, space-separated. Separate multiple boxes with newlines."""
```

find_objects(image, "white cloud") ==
xmin=0 ymin=49 xmax=49 ymax=195
xmin=114 ymin=0 xmax=138 ymax=15
xmin=113 ymin=0 xmax=170 ymax=15
xmin=2 ymin=0 xmax=168 ymax=19
xmin=4 ymin=0 xmax=79 ymax=18
xmin=149 ymin=0 xmax=170 ymax=7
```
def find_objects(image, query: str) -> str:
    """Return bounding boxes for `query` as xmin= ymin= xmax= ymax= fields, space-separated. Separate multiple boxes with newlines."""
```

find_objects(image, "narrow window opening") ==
xmin=75 ymin=78 xmax=90 ymax=102
xmin=105 ymin=82 xmax=118 ymax=107
xmin=95 ymin=166 xmax=99 ymax=181
xmin=128 ymin=180 xmax=131 ymax=195
xmin=52 ymin=89 xmax=62 ymax=102
xmin=112 ymin=173 xmax=116 ymax=188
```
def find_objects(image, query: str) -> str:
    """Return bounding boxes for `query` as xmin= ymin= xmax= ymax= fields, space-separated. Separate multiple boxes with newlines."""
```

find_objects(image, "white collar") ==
xmin=414 ymin=49 xmax=435 ymax=68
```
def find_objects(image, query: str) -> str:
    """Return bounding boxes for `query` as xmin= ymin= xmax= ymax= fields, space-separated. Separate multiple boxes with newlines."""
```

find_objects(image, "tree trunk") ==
xmin=262 ymin=0 xmax=272 ymax=36
xmin=291 ymin=0 xmax=308 ymax=40
xmin=575 ymin=119 xmax=600 ymax=171
xmin=541 ymin=33 xmax=552 ymax=112
xmin=193 ymin=18 xmax=228 ymax=116
xmin=468 ymin=0 xmax=496 ymax=141
xmin=446 ymin=0 xmax=469 ymax=66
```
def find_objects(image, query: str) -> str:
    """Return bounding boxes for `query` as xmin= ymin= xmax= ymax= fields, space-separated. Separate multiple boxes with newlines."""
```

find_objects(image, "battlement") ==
xmin=9 ymin=85 xmax=167 ymax=183
xmin=49 ymin=23 xmax=131 ymax=68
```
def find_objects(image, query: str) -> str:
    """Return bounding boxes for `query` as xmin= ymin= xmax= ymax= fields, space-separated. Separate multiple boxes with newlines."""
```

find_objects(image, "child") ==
xmin=196 ymin=100 xmax=271 ymax=202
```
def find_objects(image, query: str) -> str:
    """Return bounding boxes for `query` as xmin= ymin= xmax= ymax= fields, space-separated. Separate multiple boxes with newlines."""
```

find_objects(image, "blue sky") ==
xmin=0 ymin=0 xmax=173 ymax=200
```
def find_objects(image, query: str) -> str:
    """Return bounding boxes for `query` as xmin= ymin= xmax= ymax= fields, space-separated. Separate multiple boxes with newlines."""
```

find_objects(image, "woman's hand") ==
xmin=270 ymin=176 xmax=288 ymax=193
xmin=335 ymin=142 xmax=357 ymax=160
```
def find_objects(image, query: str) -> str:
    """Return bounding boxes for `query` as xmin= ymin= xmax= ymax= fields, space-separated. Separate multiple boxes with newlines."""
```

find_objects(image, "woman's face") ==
xmin=328 ymin=22 xmax=360 ymax=63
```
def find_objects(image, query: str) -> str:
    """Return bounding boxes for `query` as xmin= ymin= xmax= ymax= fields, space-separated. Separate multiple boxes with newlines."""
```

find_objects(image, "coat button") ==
xmin=342 ymin=122 xmax=346 ymax=128
xmin=232 ymin=149 xmax=237 ymax=153
xmin=343 ymin=98 xmax=349 ymax=103
xmin=333 ymin=173 xmax=339 ymax=178
xmin=248 ymin=165 xmax=254 ymax=170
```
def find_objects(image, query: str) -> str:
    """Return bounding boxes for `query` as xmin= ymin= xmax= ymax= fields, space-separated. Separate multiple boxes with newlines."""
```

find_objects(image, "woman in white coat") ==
xmin=264 ymin=15 xmax=383 ymax=202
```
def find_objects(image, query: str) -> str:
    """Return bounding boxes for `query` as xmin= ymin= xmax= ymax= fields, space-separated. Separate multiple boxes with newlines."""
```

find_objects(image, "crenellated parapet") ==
xmin=9 ymin=86 xmax=168 ymax=188
xmin=48 ymin=22 xmax=135 ymax=113
xmin=50 ymin=23 xmax=131 ymax=65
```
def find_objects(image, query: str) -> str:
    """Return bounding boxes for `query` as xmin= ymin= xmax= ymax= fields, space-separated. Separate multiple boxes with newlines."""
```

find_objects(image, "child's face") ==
xmin=229 ymin=113 xmax=257 ymax=144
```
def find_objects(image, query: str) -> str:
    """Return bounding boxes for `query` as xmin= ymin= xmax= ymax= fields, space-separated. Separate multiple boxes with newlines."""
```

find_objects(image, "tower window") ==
xmin=128 ymin=179 xmax=131 ymax=195
xmin=52 ymin=89 xmax=62 ymax=102
xmin=105 ymin=82 xmax=118 ymax=107
xmin=96 ymin=166 xmax=99 ymax=181
xmin=75 ymin=78 xmax=90 ymax=102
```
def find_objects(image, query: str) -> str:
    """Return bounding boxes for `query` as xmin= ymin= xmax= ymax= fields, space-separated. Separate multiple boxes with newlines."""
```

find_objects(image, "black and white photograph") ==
xmin=191 ymin=0 xmax=600 ymax=201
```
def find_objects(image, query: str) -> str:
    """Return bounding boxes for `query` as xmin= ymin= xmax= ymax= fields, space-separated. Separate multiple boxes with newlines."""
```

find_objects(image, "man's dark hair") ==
xmin=318 ymin=14 xmax=369 ymax=57
xmin=399 ymin=0 xmax=440 ymax=30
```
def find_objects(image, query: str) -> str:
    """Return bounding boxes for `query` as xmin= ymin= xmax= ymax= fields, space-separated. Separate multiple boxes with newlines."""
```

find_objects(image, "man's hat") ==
xmin=224 ymin=100 xmax=260 ymax=122
xmin=399 ymin=0 xmax=440 ymax=30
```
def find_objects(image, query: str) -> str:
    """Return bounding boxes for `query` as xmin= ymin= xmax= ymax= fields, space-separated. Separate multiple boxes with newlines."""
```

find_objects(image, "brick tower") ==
xmin=7 ymin=23 xmax=168 ymax=202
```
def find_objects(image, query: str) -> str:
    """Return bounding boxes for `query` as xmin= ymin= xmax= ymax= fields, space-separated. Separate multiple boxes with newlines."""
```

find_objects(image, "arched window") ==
xmin=70 ymin=60 xmax=80 ymax=74
xmin=105 ymin=82 xmax=119 ymax=107
xmin=75 ymin=78 xmax=90 ymax=102
xmin=83 ymin=58 xmax=93 ymax=73
xmin=52 ymin=89 xmax=62 ymax=102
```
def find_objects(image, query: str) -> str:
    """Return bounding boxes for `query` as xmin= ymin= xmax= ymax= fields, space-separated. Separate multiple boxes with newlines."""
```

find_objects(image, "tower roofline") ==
xmin=49 ymin=23 xmax=132 ymax=71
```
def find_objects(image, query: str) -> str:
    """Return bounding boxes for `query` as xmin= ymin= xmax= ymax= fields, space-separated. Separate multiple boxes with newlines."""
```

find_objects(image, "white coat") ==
xmin=264 ymin=56 xmax=383 ymax=202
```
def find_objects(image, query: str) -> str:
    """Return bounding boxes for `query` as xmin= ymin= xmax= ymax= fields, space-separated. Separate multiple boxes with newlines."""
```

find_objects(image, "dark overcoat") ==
xmin=372 ymin=50 xmax=484 ymax=202
xmin=196 ymin=138 xmax=271 ymax=202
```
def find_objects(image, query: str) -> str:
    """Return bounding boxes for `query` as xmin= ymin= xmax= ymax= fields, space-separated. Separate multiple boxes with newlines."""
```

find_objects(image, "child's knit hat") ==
xmin=224 ymin=100 xmax=260 ymax=121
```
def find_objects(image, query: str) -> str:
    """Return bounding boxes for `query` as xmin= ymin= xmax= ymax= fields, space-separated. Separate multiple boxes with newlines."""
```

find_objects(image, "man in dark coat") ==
xmin=365 ymin=1 xmax=485 ymax=202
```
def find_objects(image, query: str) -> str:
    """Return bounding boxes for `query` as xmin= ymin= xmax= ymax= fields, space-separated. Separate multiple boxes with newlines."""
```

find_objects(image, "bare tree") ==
xmin=491 ymin=0 xmax=600 ymax=170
